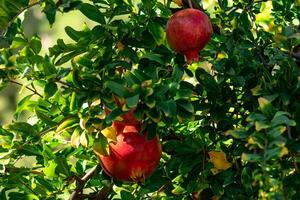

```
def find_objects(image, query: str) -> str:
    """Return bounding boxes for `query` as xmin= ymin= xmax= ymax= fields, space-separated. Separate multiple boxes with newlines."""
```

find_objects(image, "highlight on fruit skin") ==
xmin=166 ymin=8 xmax=213 ymax=64
xmin=97 ymin=123 xmax=161 ymax=182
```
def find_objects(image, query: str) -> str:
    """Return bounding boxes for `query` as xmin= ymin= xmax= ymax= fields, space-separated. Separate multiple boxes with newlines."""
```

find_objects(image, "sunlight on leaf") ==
xmin=101 ymin=127 xmax=117 ymax=143
xmin=208 ymin=151 xmax=232 ymax=174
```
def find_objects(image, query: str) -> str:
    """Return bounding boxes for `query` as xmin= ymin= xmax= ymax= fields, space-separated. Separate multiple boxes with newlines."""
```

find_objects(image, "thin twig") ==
xmin=9 ymin=79 xmax=63 ymax=113
xmin=40 ymin=126 xmax=58 ymax=136
xmin=20 ymin=179 xmax=40 ymax=196
xmin=188 ymin=0 xmax=193 ymax=8
xmin=217 ymin=0 xmax=224 ymax=9
xmin=90 ymin=185 xmax=113 ymax=200
xmin=287 ymin=126 xmax=299 ymax=173
xmin=2 ymin=1 xmax=41 ymax=32
xmin=69 ymin=166 xmax=99 ymax=200
xmin=9 ymin=80 xmax=43 ymax=98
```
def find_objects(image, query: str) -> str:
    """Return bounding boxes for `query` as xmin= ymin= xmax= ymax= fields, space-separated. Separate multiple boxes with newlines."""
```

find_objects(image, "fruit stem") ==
xmin=188 ymin=0 xmax=193 ymax=8
xmin=185 ymin=50 xmax=199 ymax=64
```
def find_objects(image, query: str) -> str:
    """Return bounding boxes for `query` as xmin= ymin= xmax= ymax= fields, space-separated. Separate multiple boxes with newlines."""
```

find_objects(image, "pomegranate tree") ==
xmin=166 ymin=8 xmax=213 ymax=64
xmin=98 ymin=123 xmax=161 ymax=182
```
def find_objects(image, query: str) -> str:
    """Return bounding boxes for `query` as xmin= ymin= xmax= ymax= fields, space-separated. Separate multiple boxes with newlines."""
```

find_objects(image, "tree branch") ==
xmin=287 ymin=126 xmax=299 ymax=173
xmin=69 ymin=165 xmax=99 ymax=200
xmin=3 ymin=1 xmax=41 ymax=32
xmin=9 ymin=80 xmax=43 ymax=98
xmin=182 ymin=0 xmax=203 ymax=11
xmin=90 ymin=185 xmax=113 ymax=200
xmin=188 ymin=0 xmax=193 ymax=8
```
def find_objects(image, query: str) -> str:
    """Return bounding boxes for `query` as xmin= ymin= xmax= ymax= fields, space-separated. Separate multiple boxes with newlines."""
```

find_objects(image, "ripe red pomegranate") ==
xmin=166 ymin=8 xmax=213 ymax=64
xmin=98 ymin=123 xmax=161 ymax=182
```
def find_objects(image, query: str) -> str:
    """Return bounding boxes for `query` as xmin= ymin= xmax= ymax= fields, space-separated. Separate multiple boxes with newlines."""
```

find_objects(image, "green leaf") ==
xmin=69 ymin=92 xmax=78 ymax=112
xmin=148 ymin=20 xmax=164 ymax=45
xmin=255 ymin=120 xmax=269 ymax=131
xmin=30 ymin=35 xmax=42 ymax=54
xmin=125 ymin=94 xmax=139 ymax=108
xmin=120 ymin=190 xmax=135 ymax=200
xmin=56 ymin=117 xmax=78 ymax=133
xmin=258 ymin=97 xmax=274 ymax=116
xmin=55 ymin=157 xmax=71 ymax=177
xmin=55 ymin=51 xmax=83 ymax=65
xmin=159 ymin=100 xmax=177 ymax=117
xmin=246 ymin=113 xmax=267 ymax=122
xmin=271 ymin=113 xmax=296 ymax=127
xmin=105 ymin=81 xmax=129 ymax=97
xmin=105 ymin=107 xmax=123 ymax=123
xmin=0 ymin=0 xmax=29 ymax=28
xmin=241 ymin=153 xmax=262 ymax=163
xmin=43 ymin=2 xmax=56 ymax=25
xmin=176 ymin=99 xmax=194 ymax=113
xmin=35 ymin=107 xmax=56 ymax=126
xmin=11 ymin=37 xmax=27 ymax=49
xmin=79 ymin=3 xmax=105 ymax=24
xmin=146 ymin=122 xmax=157 ymax=140
xmin=44 ymin=82 xmax=57 ymax=97
xmin=172 ymin=185 xmax=186 ymax=195
xmin=43 ymin=160 xmax=57 ymax=178
xmin=65 ymin=26 xmax=84 ymax=41
xmin=14 ymin=94 xmax=36 ymax=118
xmin=226 ymin=128 xmax=249 ymax=139
xmin=195 ymin=68 xmax=219 ymax=94
xmin=241 ymin=167 xmax=253 ymax=193
xmin=4 ymin=122 xmax=38 ymax=136
xmin=268 ymin=126 xmax=286 ymax=138
xmin=141 ymin=52 xmax=164 ymax=64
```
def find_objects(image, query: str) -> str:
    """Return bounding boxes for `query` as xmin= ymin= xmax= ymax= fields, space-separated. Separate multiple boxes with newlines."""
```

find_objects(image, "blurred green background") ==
xmin=0 ymin=5 xmax=96 ymax=125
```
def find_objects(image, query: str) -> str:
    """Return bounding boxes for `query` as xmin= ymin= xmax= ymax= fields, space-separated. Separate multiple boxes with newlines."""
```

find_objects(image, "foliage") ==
xmin=0 ymin=0 xmax=300 ymax=199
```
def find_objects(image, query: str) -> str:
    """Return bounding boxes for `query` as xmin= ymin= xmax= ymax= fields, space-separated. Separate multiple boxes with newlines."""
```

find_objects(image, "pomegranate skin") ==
xmin=98 ymin=123 xmax=161 ymax=182
xmin=166 ymin=9 xmax=213 ymax=64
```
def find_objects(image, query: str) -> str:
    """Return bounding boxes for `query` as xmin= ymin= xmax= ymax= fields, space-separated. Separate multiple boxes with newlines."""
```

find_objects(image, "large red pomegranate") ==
xmin=98 ymin=123 xmax=161 ymax=182
xmin=166 ymin=8 xmax=213 ymax=64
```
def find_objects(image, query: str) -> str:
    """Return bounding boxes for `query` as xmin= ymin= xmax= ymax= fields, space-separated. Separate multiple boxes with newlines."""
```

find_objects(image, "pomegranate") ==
xmin=98 ymin=123 xmax=161 ymax=182
xmin=166 ymin=8 xmax=213 ymax=64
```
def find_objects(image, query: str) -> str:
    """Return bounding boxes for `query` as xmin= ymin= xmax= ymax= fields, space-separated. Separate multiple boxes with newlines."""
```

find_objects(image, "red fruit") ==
xmin=98 ymin=123 xmax=161 ymax=182
xmin=166 ymin=8 xmax=213 ymax=64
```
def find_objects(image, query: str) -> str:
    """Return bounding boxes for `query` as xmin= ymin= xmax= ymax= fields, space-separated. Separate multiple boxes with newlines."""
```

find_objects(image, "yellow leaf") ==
xmin=173 ymin=0 xmax=183 ymax=6
xmin=247 ymin=137 xmax=255 ymax=144
xmin=93 ymin=135 xmax=110 ymax=156
xmin=80 ymin=131 xmax=88 ymax=148
xmin=208 ymin=151 xmax=232 ymax=172
xmin=280 ymin=147 xmax=289 ymax=157
xmin=71 ymin=128 xmax=81 ymax=148
xmin=258 ymin=97 xmax=270 ymax=110
xmin=217 ymin=52 xmax=227 ymax=60
xmin=210 ymin=168 xmax=219 ymax=175
xmin=29 ymin=0 xmax=38 ymax=5
xmin=116 ymin=42 xmax=125 ymax=51
xmin=211 ymin=196 xmax=220 ymax=200
xmin=101 ymin=127 xmax=117 ymax=143
xmin=91 ymin=99 xmax=101 ymax=107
